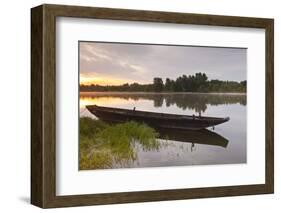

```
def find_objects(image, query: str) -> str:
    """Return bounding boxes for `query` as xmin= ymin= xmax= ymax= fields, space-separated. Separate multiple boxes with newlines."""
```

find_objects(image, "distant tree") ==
xmin=80 ymin=73 xmax=246 ymax=93
xmin=153 ymin=77 xmax=164 ymax=92
xmin=165 ymin=78 xmax=174 ymax=91
xmin=240 ymin=80 xmax=247 ymax=87
xmin=174 ymin=76 xmax=183 ymax=92
xmin=181 ymin=75 xmax=189 ymax=91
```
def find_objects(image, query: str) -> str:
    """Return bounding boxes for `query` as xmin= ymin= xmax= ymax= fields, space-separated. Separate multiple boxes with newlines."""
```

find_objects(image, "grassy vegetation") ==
xmin=79 ymin=117 xmax=160 ymax=170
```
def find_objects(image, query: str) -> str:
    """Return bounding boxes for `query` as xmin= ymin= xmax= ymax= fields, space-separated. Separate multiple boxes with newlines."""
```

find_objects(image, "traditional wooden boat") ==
xmin=86 ymin=105 xmax=230 ymax=130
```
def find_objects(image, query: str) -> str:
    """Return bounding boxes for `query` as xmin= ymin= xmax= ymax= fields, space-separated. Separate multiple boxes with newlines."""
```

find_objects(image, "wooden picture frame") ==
xmin=31 ymin=4 xmax=274 ymax=208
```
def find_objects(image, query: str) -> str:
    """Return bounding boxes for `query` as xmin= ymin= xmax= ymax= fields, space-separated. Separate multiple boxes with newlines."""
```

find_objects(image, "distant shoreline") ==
xmin=80 ymin=91 xmax=246 ymax=95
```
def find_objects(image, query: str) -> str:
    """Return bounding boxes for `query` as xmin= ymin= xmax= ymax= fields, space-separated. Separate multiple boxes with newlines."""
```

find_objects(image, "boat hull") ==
xmin=86 ymin=105 xmax=229 ymax=130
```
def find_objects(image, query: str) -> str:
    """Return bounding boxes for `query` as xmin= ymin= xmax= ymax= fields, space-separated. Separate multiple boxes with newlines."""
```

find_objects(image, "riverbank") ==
xmin=80 ymin=91 xmax=246 ymax=96
xmin=79 ymin=117 xmax=160 ymax=170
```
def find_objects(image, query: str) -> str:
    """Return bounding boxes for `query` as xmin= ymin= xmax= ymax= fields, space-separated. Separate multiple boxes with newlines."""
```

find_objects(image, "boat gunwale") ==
xmin=86 ymin=105 xmax=229 ymax=121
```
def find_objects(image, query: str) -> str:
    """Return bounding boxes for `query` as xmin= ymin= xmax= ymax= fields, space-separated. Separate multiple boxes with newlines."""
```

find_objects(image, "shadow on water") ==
xmin=93 ymin=118 xmax=229 ymax=149
xmin=156 ymin=127 xmax=228 ymax=148
xmin=80 ymin=92 xmax=246 ymax=113
xmin=94 ymin=119 xmax=229 ymax=148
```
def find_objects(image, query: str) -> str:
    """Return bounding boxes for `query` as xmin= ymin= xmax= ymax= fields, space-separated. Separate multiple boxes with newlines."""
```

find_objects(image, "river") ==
xmin=80 ymin=92 xmax=247 ymax=168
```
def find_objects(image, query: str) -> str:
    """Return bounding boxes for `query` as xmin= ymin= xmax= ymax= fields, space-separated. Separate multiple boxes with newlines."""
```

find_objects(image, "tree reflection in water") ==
xmin=80 ymin=92 xmax=246 ymax=114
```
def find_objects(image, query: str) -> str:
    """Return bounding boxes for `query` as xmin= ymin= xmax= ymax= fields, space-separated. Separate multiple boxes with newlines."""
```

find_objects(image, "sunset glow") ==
xmin=80 ymin=96 xmax=133 ymax=108
xmin=80 ymin=75 xmax=133 ymax=86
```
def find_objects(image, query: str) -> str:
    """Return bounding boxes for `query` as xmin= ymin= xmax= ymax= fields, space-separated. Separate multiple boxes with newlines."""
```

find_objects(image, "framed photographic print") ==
xmin=31 ymin=4 xmax=274 ymax=208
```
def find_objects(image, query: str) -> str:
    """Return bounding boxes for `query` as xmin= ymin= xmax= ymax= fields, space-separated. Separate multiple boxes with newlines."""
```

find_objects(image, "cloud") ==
xmin=79 ymin=42 xmax=246 ymax=84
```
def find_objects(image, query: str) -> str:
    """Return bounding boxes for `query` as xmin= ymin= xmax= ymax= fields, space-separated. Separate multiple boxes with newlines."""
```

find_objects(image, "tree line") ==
xmin=80 ymin=72 xmax=246 ymax=93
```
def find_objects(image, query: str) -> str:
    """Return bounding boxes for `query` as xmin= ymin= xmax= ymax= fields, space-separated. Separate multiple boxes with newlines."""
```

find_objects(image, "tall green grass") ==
xmin=79 ymin=117 xmax=159 ymax=170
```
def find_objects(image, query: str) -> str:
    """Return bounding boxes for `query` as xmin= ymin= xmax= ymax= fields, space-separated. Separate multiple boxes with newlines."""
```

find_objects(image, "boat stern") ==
xmin=85 ymin=104 xmax=98 ymax=113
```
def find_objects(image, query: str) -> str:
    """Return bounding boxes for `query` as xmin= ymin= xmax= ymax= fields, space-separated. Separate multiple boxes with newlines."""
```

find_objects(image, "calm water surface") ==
xmin=80 ymin=92 xmax=247 ymax=168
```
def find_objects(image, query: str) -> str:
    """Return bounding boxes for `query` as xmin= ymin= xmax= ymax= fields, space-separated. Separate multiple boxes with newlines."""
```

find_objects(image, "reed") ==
xmin=79 ymin=117 xmax=159 ymax=170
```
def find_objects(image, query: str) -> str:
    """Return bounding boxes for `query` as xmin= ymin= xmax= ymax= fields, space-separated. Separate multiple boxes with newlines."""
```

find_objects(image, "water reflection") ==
xmin=79 ymin=92 xmax=247 ymax=168
xmin=80 ymin=92 xmax=246 ymax=113
xmin=157 ymin=127 xmax=228 ymax=148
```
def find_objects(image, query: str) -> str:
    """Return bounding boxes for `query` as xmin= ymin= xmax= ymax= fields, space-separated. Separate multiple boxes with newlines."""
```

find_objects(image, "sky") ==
xmin=79 ymin=42 xmax=246 ymax=86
